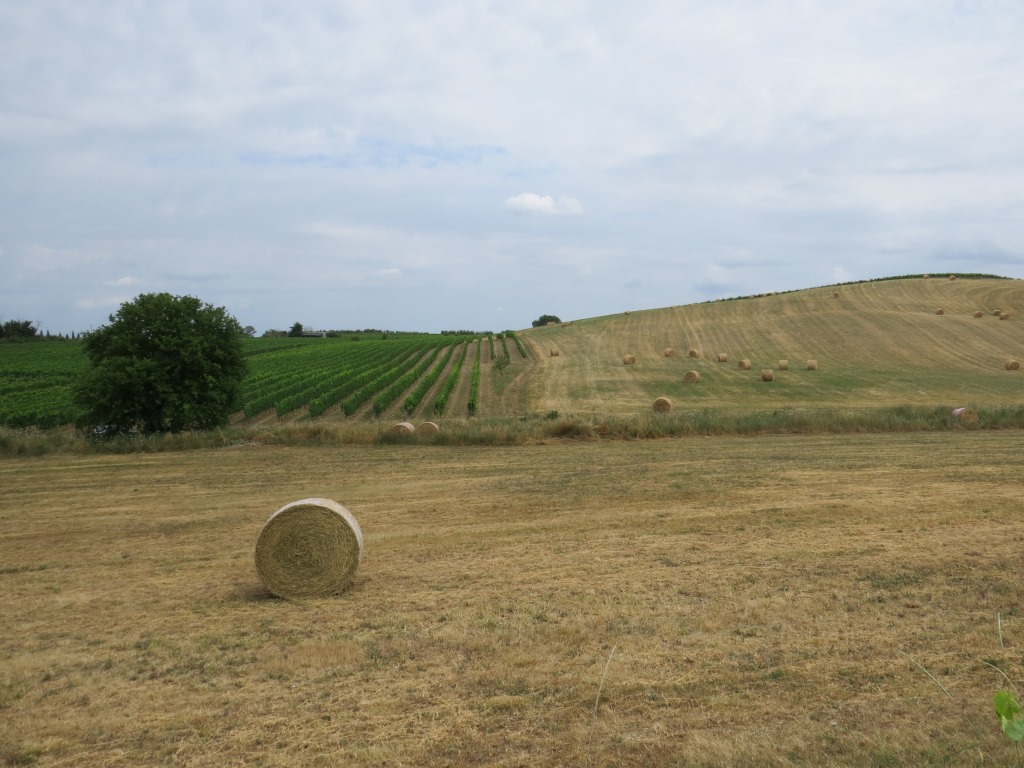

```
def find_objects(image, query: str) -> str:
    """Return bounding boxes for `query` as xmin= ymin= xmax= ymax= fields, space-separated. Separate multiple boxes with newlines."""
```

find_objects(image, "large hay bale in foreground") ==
xmin=417 ymin=421 xmax=439 ymax=435
xmin=952 ymin=407 xmax=978 ymax=422
xmin=653 ymin=396 xmax=672 ymax=413
xmin=717 ymin=353 xmax=728 ymax=363
xmin=806 ymin=359 xmax=818 ymax=370
xmin=778 ymin=360 xmax=789 ymax=370
xmin=663 ymin=348 xmax=676 ymax=357
xmin=687 ymin=349 xmax=700 ymax=358
xmin=761 ymin=369 xmax=774 ymax=382
xmin=1006 ymin=360 xmax=1021 ymax=371
xmin=255 ymin=498 xmax=364 ymax=599
xmin=392 ymin=421 xmax=415 ymax=434
xmin=738 ymin=359 xmax=752 ymax=370
xmin=623 ymin=354 xmax=636 ymax=365
xmin=683 ymin=370 xmax=701 ymax=383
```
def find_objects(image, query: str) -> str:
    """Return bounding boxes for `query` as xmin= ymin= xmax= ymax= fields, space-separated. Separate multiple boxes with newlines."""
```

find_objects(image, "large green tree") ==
xmin=74 ymin=293 xmax=248 ymax=434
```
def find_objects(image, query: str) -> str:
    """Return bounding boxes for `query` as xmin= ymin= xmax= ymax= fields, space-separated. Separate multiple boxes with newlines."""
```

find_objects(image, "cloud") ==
xmin=378 ymin=268 xmax=401 ymax=277
xmin=503 ymin=193 xmax=584 ymax=216
xmin=108 ymin=276 xmax=142 ymax=287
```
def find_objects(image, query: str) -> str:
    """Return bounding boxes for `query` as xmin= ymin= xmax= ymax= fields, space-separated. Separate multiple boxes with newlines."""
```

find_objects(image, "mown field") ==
xmin=2 ymin=432 xmax=1023 ymax=766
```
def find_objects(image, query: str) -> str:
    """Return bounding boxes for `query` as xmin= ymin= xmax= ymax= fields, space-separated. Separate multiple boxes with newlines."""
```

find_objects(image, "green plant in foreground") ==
xmin=995 ymin=689 xmax=1024 ymax=742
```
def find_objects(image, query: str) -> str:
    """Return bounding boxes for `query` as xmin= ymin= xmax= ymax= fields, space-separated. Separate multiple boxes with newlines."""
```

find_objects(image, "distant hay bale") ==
xmin=687 ymin=349 xmax=700 ymax=358
xmin=761 ymin=369 xmax=774 ymax=382
xmin=417 ymin=421 xmax=439 ymax=435
xmin=255 ymin=498 xmax=364 ymax=600
xmin=832 ymin=292 xmax=840 ymax=299
xmin=993 ymin=309 xmax=1002 ymax=316
xmin=392 ymin=421 xmax=415 ymax=434
xmin=550 ymin=349 xmax=560 ymax=357
xmin=738 ymin=359 xmax=752 ymax=370
xmin=777 ymin=360 xmax=789 ymax=370
xmin=717 ymin=353 xmax=728 ymax=363
xmin=664 ymin=347 xmax=676 ymax=357
xmin=973 ymin=311 xmax=984 ymax=318
xmin=1006 ymin=360 xmax=1021 ymax=371
xmin=653 ymin=396 xmax=672 ymax=413
xmin=623 ymin=354 xmax=636 ymax=365
xmin=949 ymin=275 xmax=957 ymax=281
xmin=683 ymin=370 xmax=701 ymax=383
xmin=935 ymin=308 xmax=944 ymax=315
xmin=952 ymin=407 xmax=977 ymax=422
xmin=806 ymin=359 xmax=818 ymax=370
xmin=999 ymin=312 xmax=1010 ymax=320
xmin=923 ymin=274 xmax=930 ymax=279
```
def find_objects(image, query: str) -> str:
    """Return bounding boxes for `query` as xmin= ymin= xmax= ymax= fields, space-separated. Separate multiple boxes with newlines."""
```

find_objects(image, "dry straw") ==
xmin=952 ymin=407 xmax=978 ymax=422
xmin=807 ymin=359 xmax=818 ymax=370
xmin=663 ymin=348 xmax=675 ymax=357
xmin=653 ymin=396 xmax=672 ymax=413
xmin=738 ymin=359 xmax=752 ymax=370
xmin=1006 ymin=360 xmax=1021 ymax=371
xmin=683 ymin=370 xmax=701 ymax=383
xmin=778 ymin=360 xmax=789 ymax=370
xmin=717 ymin=353 xmax=728 ymax=363
xmin=687 ymin=349 xmax=700 ymax=358
xmin=255 ymin=498 xmax=364 ymax=600
xmin=392 ymin=421 xmax=415 ymax=434
xmin=417 ymin=421 xmax=439 ymax=435
xmin=761 ymin=369 xmax=774 ymax=382
xmin=623 ymin=355 xmax=636 ymax=365
xmin=935 ymin=308 xmax=945 ymax=315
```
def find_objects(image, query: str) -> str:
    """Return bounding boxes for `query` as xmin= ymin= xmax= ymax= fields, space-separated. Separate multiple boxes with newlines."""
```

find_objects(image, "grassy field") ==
xmin=3 ymin=431 xmax=1023 ymax=766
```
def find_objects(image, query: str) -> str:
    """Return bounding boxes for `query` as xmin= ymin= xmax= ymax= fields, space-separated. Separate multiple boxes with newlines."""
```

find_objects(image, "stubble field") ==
xmin=2 ymin=431 xmax=1023 ymax=767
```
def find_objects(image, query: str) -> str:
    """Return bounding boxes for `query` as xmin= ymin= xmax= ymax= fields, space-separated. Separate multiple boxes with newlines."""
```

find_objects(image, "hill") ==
xmin=516 ymin=276 xmax=1023 ymax=414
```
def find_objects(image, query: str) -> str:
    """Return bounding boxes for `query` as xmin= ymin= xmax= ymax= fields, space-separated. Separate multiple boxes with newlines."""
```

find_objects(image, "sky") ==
xmin=3 ymin=1 xmax=1024 ymax=335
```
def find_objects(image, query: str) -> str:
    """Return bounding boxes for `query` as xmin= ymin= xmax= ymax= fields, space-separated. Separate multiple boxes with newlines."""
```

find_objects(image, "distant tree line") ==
xmin=0 ymin=319 xmax=87 ymax=342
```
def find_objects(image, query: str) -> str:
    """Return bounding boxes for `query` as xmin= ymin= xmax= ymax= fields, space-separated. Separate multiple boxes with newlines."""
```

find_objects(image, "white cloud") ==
xmin=378 ymin=267 xmax=401 ymax=277
xmin=108 ymin=276 xmax=142 ymax=287
xmin=503 ymin=193 xmax=584 ymax=216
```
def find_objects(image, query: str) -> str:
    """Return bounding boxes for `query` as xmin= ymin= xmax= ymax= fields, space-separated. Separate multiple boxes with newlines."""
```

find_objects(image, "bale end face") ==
xmin=738 ymin=359 xmax=752 ymax=370
xmin=255 ymin=498 xmax=364 ymax=600
xmin=417 ymin=421 xmax=439 ymax=435
xmin=1006 ymin=360 xmax=1021 ymax=371
xmin=392 ymin=421 xmax=415 ymax=434
xmin=653 ymin=397 xmax=672 ymax=413
xmin=687 ymin=349 xmax=700 ymax=358
xmin=683 ymin=370 xmax=701 ymax=383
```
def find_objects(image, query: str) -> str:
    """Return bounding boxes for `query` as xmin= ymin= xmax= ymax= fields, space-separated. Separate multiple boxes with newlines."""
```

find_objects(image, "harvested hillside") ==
xmin=519 ymin=277 xmax=1023 ymax=414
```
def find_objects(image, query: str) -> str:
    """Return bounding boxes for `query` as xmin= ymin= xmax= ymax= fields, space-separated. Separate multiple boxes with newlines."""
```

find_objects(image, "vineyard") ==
xmin=0 ymin=331 xmax=532 ymax=429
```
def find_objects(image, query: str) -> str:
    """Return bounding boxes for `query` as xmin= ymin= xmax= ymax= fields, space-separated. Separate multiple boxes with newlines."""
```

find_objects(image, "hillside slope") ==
xmin=516 ymin=277 xmax=1023 ymax=414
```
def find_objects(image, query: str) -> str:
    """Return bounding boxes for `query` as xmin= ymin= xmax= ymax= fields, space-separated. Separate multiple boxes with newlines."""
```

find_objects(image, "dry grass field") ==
xmin=3 ymin=431 xmax=1023 ymax=766
xmin=518 ymin=278 xmax=1023 ymax=415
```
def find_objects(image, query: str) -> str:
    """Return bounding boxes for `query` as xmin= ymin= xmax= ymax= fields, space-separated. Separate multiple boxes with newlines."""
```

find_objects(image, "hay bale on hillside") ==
xmin=999 ymin=312 xmax=1010 ymax=320
xmin=392 ymin=421 xmax=415 ymax=434
xmin=417 ymin=421 xmax=439 ymax=435
xmin=663 ymin=348 xmax=676 ymax=357
xmin=778 ymin=360 xmax=789 ymax=370
xmin=717 ymin=353 xmax=728 ymax=363
xmin=832 ymin=292 xmax=840 ymax=299
xmin=653 ymin=397 xmax=672 ymax=413
xmin=949 ymin=275 xmax=957 ymax=281
xmin=623 ymin=354 xmax=636 ymax=365
xmin=1006 ymin=360 xmax=1021 ymax=371
xmin=974 ymin=311 xmax=984 ymax=318
xmin=923 ymin=274 xmax=930 ymax=279
xmin=683 ymin=370 xmax=701 ymax=383
xmin=738 ymin=359 xmax=752 ymax=370
xmin=935 ymin=308 xmax=945 ymax=315
xmin=761 ymin=369 xmax=774 ymax=382
xmin=687 ymin=349 xmax=700 ymax=358
xmin=550 ymin=349 xmax=560 ymax=357
xmin=255 ymin=498 xmax=364 ymax=599
xmin=806 ymin=359 xmax=818 ymax=370
xmin=952 ymin=407 xmax=978 ymax=422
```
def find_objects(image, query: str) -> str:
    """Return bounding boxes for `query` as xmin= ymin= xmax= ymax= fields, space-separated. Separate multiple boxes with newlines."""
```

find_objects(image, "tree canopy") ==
xmin=73 ymin=293 xmax=248 ymax=434
xmin=532 ymin=314 xmax=561 ymax=327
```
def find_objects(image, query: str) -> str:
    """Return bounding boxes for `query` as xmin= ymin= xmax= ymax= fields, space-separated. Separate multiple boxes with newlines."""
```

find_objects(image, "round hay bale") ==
xmin=663 ymin=347 xmax=676 ymax=357
xmin=392 ymin=421 xmax=415 ymax=434
xmin=761 ymin=369 xmax=774 ymax=382
xmin=832 ymin=292 xmax=840 ymax=299
xmin=550 ymin=349 xmax=560 ymax=357
xmin=417 ymin=421 xmax=439 ymax=435
xmin=952 ymin=407 xmax=978 ymax=422
xmin=778 ymin=359 xmax=789 ymax=370
xmin=1006 ymin=360 xmax=1020 ymax=371
xmin=973 ymin=311 xmax=984 ymax=318
xmin=653 ymin=396 xmax=672 ymax=413
xmin=683 ymin=370 xmax=701 ymax=383
xmin=923 ymin=274 xmax=930 ymax=279
xmin=717 ymin=353 xmax=728 ymax=363
xmin=999 ymin=312 xmax=1010 ymax=320
xmin=623 ymin=354 xmax=636 ymax=365
xmin=949 ymin=275 xmax=957 ymax=281
xmin=687 ymin=349 xmax=700 ymax=359
xmin=935 ymin=308 xmax=944 ymax=315
xmin=806 ymin=359 xmax=818 ymax=370
xmin=738 ymin=359 xmax=752 ymax=370
xmin=255 ymin=498 xmax=364 ymax=599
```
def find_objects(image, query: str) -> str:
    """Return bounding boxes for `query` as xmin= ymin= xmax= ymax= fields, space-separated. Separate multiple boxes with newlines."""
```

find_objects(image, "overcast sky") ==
xmin=3 ymin=1 xmax=1024 ymax=334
